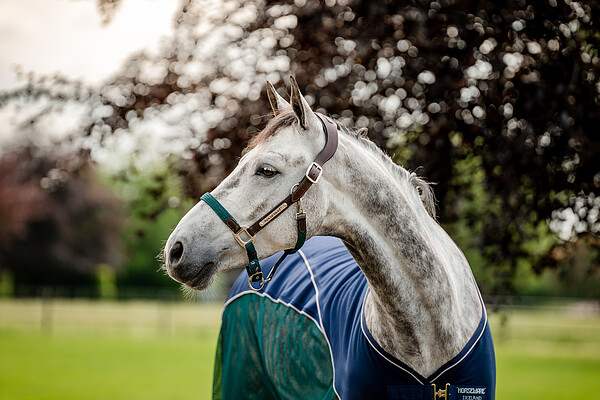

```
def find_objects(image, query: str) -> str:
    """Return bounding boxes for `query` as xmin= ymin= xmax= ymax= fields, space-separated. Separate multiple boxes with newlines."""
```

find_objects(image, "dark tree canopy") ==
xmin=2 ymin=0 xmax=599 ymax=293
xmin=0 ymin=147 xmax=123 ymax=288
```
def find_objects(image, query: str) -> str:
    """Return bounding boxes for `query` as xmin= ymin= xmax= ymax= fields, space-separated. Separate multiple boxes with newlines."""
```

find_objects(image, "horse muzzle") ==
xmin=164 ymin=238 xmax=218 ymax=290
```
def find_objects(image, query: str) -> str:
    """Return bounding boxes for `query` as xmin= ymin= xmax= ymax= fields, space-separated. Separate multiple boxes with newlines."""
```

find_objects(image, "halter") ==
xmin=200 ymin=113 xmax=339 ymax=291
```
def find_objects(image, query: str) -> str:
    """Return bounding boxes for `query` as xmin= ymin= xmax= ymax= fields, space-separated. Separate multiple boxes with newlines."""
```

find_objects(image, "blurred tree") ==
xmin=105 ymin=160 xmax=193 ymax=292
xmin=2 ymin=0 xmax=599 ymax=294
xmin=0 ymin=146 xmax=123 ymax=292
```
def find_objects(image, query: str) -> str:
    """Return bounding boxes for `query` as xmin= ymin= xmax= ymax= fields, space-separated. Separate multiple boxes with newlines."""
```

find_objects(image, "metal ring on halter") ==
xmin=248 ymin=273 xmax=265 ymax=291
xmin=290 ymin=183 xmax=303 ymax=204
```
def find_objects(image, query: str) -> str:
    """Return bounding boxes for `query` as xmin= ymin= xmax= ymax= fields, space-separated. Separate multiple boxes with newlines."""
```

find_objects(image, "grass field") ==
xmin=1 ymin=299 xmax=599 ymax=400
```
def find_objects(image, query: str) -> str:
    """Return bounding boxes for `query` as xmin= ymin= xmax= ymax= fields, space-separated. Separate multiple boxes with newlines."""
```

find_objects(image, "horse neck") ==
xmin=318 ymin=133 xmax=482 ymax=377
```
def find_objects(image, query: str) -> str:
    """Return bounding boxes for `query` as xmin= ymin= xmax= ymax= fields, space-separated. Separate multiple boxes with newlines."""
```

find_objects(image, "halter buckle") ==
xmin=305 ymin=162 xmax=323 ymax=184
xmin=233 ymin=226 xmax=255 ymax=247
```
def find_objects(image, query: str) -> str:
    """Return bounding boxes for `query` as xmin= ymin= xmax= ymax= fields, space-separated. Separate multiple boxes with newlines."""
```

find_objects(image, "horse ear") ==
xmin=289 ymin=76 xmax=320 ymax=131
xmin=266 ymin=81 xmax=290 ymax=115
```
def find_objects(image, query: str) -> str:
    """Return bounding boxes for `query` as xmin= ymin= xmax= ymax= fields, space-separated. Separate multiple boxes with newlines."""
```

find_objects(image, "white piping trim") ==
xmin=429 ymin=311 xmax=488 ymax=382
xmin=360 ymin=290 xmax=425 ymax=385
xmin=223 ymin=290 xmax=324 ymax=336
xmin=429 ymin=278 xmax=489 ymax=382
xmin=360 ymin=288 xmax=489 ymax=384
xmin=298 ymin=250 xmax=324 ymax=329
xmin=298 ymin=249 xmax=341 ymax=400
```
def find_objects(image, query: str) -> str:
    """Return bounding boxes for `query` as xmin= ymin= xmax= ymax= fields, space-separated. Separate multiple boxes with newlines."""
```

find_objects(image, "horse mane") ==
xmin=247 ymin=109 xmax=437 ymax=219
xmin=341 ymin=124 xmax=438 ymax=220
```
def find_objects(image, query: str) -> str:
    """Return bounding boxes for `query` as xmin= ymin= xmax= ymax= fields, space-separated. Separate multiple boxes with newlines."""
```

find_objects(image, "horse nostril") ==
xmin=169 ymin=241 xmax=184 ymax=266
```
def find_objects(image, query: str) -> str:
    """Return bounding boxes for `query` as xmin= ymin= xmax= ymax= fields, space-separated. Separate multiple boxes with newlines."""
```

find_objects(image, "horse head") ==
xmin=164 ymin=78 xmax=334 ymax=290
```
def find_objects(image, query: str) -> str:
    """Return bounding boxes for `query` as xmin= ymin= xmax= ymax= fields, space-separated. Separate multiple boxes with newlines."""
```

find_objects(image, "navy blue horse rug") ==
xmin=213 ymin=237 xmax=496 ymax=400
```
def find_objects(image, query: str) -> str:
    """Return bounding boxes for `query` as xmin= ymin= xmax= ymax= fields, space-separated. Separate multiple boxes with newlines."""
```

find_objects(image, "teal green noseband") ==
xmin=200 ymin=113 xmax=339 ymax=291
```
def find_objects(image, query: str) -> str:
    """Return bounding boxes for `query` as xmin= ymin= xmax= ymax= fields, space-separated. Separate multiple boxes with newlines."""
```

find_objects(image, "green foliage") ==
xmin=443 ymin=148 xmax=598 ymax=297
xmin=95 ymin=264 xmax=117 ymax=300
xmin=443 ymin=149 xmax=561 ymax=294
xmin=525 ymin=240 xmax=600 ymax=298
xmin=0 ymin=270 xmax=13 ymax=298
xmin=102 ymin=159 xmax=194 ymax=293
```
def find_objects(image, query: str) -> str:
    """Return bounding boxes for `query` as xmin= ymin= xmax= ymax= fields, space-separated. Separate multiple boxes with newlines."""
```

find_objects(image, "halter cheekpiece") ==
xmin=200 ymin=113 xmax=339 ymax=291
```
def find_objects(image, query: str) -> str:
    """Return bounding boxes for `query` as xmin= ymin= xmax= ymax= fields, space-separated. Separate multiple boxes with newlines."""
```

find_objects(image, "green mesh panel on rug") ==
xmin=213 ymin=293 xmax=337 ymax=400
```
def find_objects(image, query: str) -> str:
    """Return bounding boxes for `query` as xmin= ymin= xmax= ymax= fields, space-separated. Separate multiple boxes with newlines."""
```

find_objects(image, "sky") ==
xmin=0 ymin=0 xmax=179 ymax=90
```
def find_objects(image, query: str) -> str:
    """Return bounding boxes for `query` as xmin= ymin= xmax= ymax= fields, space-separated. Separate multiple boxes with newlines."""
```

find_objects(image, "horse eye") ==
xmin=256 ymin=165 xmax=279 ymax=178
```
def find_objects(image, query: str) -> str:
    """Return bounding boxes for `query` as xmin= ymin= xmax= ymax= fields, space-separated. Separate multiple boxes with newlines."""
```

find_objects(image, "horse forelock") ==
xmin=246 ymin=109 xmax=298 ymax=151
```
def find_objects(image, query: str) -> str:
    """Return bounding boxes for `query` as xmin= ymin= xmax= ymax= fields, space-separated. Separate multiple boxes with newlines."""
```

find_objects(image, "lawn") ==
xmin=490 ymin=305 xmax=600 ymax=400
xmin=0 ymin=300 xmax=222 ymax=400
xmin=1 ymin=299 xmax=599 ymax=399
xmin=0 ymin=330 xmax=218 ymax=400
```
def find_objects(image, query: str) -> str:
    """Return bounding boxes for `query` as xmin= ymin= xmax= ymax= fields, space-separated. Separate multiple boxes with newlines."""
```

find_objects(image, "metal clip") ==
xmin=296 ymin=196 xmax=305 ymax=219
xmin=290 ymin=184 xmax=306 ymax=219
xmin=248 ymin=273 xmax=265 ymax=291
xmin=432 ymin=384 xmax=449 ymax=400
